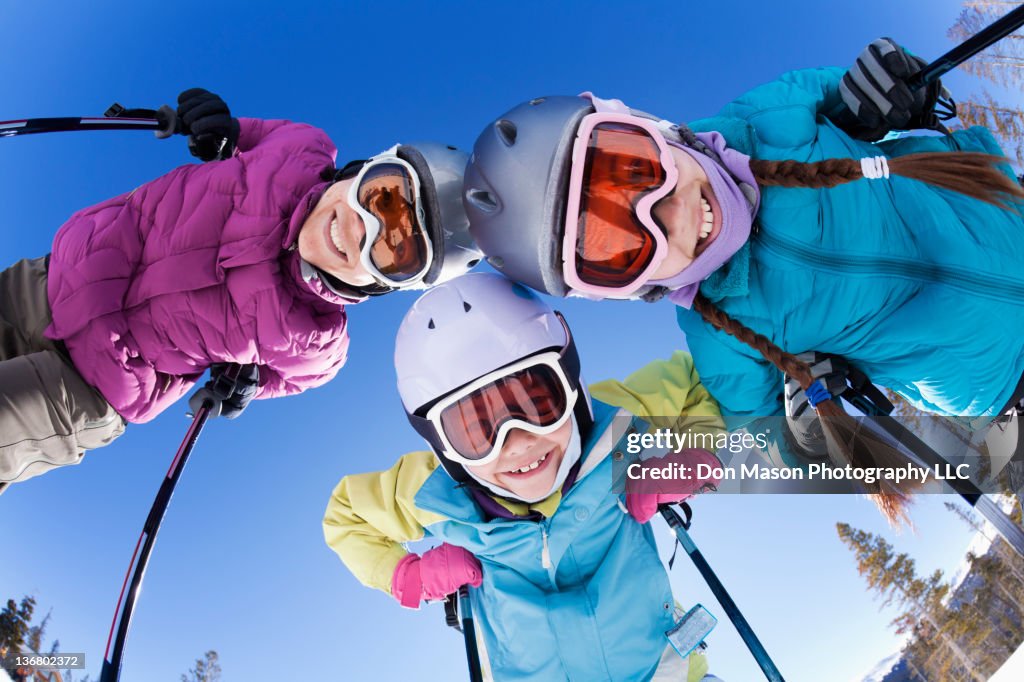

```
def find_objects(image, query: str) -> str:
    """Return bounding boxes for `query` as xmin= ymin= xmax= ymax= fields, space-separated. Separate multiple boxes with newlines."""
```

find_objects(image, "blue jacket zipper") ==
xmin=755 ymin=229 xmax=1024 ymax=304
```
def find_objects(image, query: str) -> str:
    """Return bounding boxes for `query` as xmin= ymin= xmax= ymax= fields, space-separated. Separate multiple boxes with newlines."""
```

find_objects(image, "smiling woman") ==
xmin=297 ymin=174 xmax=378 ymax=287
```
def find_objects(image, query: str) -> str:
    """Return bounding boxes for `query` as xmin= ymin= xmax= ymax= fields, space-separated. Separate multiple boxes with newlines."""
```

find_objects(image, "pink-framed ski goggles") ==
xmin=562 ymin=93 xmax=679 ymax=297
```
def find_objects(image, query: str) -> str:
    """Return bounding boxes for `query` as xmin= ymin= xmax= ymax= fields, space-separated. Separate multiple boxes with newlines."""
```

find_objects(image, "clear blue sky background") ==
xmin=0 ymin=1 xmax=1004 ymax=680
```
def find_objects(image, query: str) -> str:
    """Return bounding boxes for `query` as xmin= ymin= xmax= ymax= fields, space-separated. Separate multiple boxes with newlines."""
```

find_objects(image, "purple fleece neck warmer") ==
xmin=648 ymin=131 xmax=760 ymax=308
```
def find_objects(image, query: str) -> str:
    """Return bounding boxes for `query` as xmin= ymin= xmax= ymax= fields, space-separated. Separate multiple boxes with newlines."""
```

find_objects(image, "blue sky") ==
xmin=0 ymin=1 xmax=1004 ymax=680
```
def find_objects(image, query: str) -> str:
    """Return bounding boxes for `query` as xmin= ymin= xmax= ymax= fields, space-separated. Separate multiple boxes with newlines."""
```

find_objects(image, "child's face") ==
xmin=649 ymin=145 xmax=722 ymax=279
xmin=298 ymin=177 xmax=377 ymax=287
xmin=468 ymin=420 xmax=574 ymax=501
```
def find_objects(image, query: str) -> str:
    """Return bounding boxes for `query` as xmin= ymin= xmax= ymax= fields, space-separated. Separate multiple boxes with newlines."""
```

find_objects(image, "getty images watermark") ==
xmin=609 ymin=415 xmax=1017 ymax=496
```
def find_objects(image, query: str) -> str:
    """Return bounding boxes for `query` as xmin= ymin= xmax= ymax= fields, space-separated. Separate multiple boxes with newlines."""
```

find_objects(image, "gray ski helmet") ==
xmin=463 ymin=96 xmax=596 ymax=297
xmin=394 ymin=142 xmax=483 ymax=289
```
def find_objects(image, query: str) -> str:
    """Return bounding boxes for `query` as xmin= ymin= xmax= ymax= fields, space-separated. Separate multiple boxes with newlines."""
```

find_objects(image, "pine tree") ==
xmin=837 ymin=523 xmax=984 ymax=680
xmin=957 ymin=92 xmax=1024 ymax=164
xmin=945 ymin=501 xmax=1024 ymax=586
xmin=181 ymin=650 xmax=221 ymax=682
xmin=947 ymin=1 xmax=1024 ymax=165
xmin=0 ymin=597 xmax=35 ymax=655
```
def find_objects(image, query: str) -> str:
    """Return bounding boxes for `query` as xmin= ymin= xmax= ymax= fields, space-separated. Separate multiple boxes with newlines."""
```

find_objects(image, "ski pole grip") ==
xmin=659 ymin=503 xmax=692 ymax=530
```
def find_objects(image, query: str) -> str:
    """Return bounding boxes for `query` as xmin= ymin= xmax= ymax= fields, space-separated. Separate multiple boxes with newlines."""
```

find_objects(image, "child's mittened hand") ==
xmin=625 ymin=448 xmax=722 ymax=523
xmin=390 ymin=543 xmax=483 ymax=609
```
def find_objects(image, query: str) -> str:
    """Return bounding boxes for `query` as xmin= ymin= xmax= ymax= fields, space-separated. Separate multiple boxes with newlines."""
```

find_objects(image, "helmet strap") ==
xmin=333 ymin=159 xmax=366 ymax=182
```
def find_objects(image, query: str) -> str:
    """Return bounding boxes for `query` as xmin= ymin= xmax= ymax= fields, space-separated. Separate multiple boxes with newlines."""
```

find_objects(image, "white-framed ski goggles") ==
xmin=347 ymin=146 xmax=434 ymax=288
xmin=408 ymin=318 xmax=581 ymax=468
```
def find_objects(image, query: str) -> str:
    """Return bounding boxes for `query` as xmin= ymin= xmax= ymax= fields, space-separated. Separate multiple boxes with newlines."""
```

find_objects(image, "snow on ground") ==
xmin=856 ymin=649 xmax=902 ymax=682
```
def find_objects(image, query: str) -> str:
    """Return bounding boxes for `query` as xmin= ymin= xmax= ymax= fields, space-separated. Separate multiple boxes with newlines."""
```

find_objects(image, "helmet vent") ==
xmin=495 ymin=119 xmax=517 ymax=146
xmin=529 ymin=98 xmax=546 ymax=106
xmin=428 ymin=319 xmax=435 ymax=330
xmin=467 ymin=258 xmax=480 ymax=268
xmin=465 ymin=189 xmax=498 ymax=213
xmin=463 ymin=301 xmax=472 ymax=312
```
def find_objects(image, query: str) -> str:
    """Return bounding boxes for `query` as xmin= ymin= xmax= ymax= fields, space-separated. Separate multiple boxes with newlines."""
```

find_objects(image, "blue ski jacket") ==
xmin=324 ymin=354 xmax=722 ymax=681
xmin=677 ymin=67 xmax=1024 ymax=422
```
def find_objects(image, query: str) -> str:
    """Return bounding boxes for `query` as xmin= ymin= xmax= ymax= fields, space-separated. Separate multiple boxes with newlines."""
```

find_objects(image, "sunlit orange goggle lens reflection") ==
xmin=357 ymin=164 xmax=429 ymax=281
xmin=439 ymin=364 xmax=567 ymax=460
xmin=575 ymin=123 xmax=666 ymax=287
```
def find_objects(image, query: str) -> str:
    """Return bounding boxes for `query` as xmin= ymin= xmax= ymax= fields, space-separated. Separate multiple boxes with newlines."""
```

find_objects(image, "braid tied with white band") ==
xmin=860 ymin=156 xmax=890 ymax=180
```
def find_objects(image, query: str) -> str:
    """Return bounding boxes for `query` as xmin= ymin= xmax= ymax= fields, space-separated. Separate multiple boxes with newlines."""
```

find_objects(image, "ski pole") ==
xmin=910 ymin=4 xmax=1024 ymax=89
xmin=99 ymin=399 xmax=213 ymax=682
xmin=867 ymin=414 xmax=1024 ymax=558
xmin=0 ymin=103 xmax=177 ymax=139
xmin=660 ymin=504 xmax=786 ymax=682
xmin=443 ymin=587 xmax=484 ymax=682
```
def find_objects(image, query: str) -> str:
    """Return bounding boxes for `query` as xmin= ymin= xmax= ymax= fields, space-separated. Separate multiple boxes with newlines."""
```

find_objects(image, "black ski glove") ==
xmin=839 ymin=38 xmax=950 ymax=140
xmin=783 ymin=352 xmax=849 ymax=458
xmin=176 ymin=88 xmax=240 ymax=162
xmin=188 ymin=363 xmax=259 ymax=419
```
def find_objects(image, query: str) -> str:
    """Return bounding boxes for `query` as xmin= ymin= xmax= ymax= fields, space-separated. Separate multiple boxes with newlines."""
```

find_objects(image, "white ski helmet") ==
xmin=395 ymin=272 xmax=591 ymax=482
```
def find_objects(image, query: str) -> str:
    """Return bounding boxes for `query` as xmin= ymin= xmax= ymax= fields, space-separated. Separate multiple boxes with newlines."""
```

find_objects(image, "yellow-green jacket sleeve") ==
xmin=323 ymin=450 xmax=448 ymax=595
xmin=589 ymin=350 xmax=725 ymax=440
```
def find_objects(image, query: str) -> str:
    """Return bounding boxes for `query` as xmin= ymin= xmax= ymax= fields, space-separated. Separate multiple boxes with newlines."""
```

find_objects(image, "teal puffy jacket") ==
xmin=677 ymin=67 xmax=1024 ymax=420
xmin=413 ymin=401 xmax=679 ymax=681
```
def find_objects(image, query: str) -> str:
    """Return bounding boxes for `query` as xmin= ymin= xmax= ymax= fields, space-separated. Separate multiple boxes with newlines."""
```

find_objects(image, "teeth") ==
xmin=514 ymin=452 xmax=548 ymax=474
xmin=698 ymin=197 xmax=713 ymax=241
xmin=330 ymin=218 xmax=347 ymax=257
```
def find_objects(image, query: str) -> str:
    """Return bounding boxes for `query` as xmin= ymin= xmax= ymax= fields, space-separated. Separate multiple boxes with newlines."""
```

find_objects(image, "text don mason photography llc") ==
xmin=623 ymin=427 xmax=973 ymax=486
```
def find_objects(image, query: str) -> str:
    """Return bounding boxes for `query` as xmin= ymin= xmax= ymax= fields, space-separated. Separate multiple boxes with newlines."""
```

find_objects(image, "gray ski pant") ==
xmin=0 ymin=257 xmax=125 ymax=490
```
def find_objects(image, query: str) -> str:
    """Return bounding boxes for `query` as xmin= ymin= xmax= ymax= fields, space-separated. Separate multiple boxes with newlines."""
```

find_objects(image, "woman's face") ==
xmin=298 ymin=177 xmax=377 ymax=287
xmin=468 ymin=420 xmax=574 ymax=501
xmin=649 ymin=145 xmax=723 ymax=280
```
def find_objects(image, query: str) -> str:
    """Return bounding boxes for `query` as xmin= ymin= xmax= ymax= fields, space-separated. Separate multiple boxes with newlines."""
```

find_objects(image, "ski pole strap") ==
xmin=444 ymin=592 xmax=461 ymax=632
xmin=660 ymin=504 xmax=787 ymax=682
xmin=842 ymin=364 xmax=894 ymax=417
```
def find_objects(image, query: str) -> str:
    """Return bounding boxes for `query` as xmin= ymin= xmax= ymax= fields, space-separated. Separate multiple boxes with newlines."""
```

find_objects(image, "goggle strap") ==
xmin=554 ymin=311 xmax=581 ymax=390
xmin=334 ymin=159 xmax=366 ymax=182
xmin=408 ymin=412 xmax=446 ymax=453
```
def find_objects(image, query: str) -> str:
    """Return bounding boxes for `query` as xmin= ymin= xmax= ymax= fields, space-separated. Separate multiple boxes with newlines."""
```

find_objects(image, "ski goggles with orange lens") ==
xmin=408 ymin=327 xmax=581 ymax=467
xmin=347 ymin=148 xmax=433 ymax=287
xmin=562 ymin=93 xmax=679 ymax=297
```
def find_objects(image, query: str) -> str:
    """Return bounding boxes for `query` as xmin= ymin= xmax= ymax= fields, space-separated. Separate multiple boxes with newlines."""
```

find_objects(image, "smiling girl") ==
xmin=459 ymin=40 xmax=1024 ymax=514
xmin=323 ymin=273 xmax=723 ymax=682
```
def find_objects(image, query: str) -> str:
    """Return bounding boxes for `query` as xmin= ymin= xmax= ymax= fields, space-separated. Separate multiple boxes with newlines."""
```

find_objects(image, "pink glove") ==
xmin=625 ymin=449 xmax=722 ymax=523
xmin=391 ymin=543 xmax=483 ymax=609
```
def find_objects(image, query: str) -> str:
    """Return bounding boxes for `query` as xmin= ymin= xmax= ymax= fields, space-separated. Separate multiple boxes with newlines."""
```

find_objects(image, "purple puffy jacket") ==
xmin=46 ymin=118 xmax=351 ymax=423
